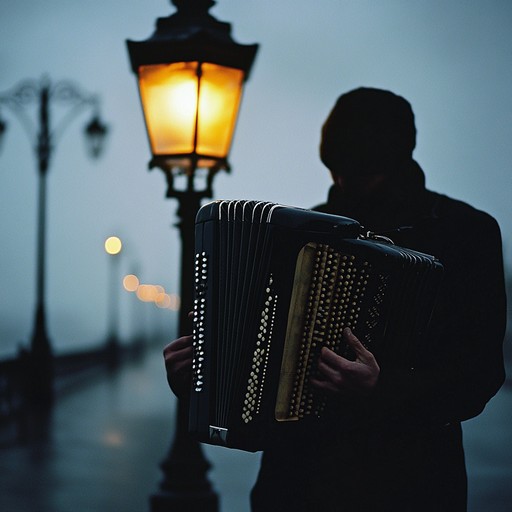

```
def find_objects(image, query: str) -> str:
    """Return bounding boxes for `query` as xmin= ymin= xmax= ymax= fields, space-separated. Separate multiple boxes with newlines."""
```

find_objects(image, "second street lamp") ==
xmin=126 ymin=1 xmax=258 ymax=510
xmin=0 ymin=76 xmax=108 ymax=402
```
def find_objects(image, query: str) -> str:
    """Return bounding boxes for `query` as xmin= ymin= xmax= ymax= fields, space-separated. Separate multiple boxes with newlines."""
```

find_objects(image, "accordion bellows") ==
xmin=189 ymin=200 xmax=443 ymax=451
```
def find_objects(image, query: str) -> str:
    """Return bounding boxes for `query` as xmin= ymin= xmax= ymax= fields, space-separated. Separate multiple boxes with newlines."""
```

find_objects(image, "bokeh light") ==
xmin=123 ymin=274 xmax=139 ymax=292
xmin=136 ymin=284 xmax=159 ymax=302
xmin=155 ymin=292 xmax=171 ymax=309
xmin=124 ymin=275 xmax=180 ymax=311
xmin=169 ymin=294 xmax=181 ymax=311
xmin=104 ymin=236 xmax=122 ymax=255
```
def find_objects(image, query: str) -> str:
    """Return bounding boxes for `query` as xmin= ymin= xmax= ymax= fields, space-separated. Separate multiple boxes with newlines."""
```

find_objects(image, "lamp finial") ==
xmin=172 ymin=0 xmax=216 ymax=14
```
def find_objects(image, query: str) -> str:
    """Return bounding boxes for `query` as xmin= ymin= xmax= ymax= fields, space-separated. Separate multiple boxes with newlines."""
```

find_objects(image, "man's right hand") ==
xmin=163 ymin=335 xmax=193 ymax=398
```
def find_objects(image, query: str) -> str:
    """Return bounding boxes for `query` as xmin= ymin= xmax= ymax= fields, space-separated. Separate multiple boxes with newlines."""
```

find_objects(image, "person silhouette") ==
xmin=165 ymin=87 xmax=507 ymax=511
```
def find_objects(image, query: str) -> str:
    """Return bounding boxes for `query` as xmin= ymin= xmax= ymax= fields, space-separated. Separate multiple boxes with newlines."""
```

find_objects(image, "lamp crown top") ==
xmin=156 ymin=0 xmax=230 ymax=41
xmin=126 ymin=0 xmax=258 ymax=77
xmin=171 ymin=0 xmax=216 ymax=13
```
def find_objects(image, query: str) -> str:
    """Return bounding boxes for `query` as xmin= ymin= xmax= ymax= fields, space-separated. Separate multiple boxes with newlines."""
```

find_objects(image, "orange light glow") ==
xmin=196 ymin=63 xmax=244 ymax=157
xmin=103 ymin=430 xmax=125 ymax=447
xmin=136 ymin=284 xmax=159 ymax=302
xmin=168 ymin=293 xmax=181 ymax=311
xmin=155 ymin=293 xmax=171 ymax=309
xmin=123 ymin=274 xmax=139 ymax=292
xmin=138 ymin=62 xmax=244 ymax=160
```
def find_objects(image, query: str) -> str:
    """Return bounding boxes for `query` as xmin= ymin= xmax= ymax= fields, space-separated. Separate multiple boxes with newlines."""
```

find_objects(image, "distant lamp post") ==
xmin=126 ymin=1 xmax=258 ymax=510
xmin=0 ymin=76 xmax=108 ymax=401
xmin=104 ymin=236 xmax=123 ymax=366
xmin=0 ymin=116 xmax=7 ymax=154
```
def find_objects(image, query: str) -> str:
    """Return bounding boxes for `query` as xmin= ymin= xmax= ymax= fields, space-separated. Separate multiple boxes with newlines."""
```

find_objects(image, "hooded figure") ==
xmin=320 ymin=87 xmax=416 ymax=178
xmin=250 ymin=87 xmax=506 ymax=511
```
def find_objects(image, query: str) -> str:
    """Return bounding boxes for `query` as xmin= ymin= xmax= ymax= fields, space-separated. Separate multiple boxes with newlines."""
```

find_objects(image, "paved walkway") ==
xmin=0 ymin=346 xmax=510 ymax=512
xmin=0 ymin=347 xmax=260 ymax=512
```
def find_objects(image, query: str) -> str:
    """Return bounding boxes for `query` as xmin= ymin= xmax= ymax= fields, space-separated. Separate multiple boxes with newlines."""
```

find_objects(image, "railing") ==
xmin=0 ymin=339 xmax=148 ymax=444
xmin=0 ymin=357 xmax=24 ymax=421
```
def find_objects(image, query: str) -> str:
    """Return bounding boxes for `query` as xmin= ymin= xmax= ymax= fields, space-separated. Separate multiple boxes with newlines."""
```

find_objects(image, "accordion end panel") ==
xmin=275 ymin=243 xmax=316 ymax=422
xmin=188 ymin=216 xmax=217 ymax=442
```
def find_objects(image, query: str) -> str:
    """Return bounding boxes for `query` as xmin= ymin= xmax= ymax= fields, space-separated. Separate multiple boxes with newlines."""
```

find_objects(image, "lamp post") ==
xmin=0 ymin=76 xmax=108 ymax=402
xmin=104 ymin=235 xmax=123 ymax=367
xmin=126 ymin=1 xmax=258 ymax=510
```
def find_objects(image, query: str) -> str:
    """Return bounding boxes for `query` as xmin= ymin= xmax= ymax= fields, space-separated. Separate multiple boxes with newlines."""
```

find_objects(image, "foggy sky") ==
xmin=1 ymin=0 xmax=511 ymax=356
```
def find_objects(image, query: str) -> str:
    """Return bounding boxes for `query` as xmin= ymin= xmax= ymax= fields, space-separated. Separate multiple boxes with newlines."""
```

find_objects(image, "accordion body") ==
xmin=189 ymin=200 xmax=443 ymax=451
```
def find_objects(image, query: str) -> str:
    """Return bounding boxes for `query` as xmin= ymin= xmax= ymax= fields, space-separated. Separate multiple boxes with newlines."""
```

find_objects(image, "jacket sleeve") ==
xmin=368 ymin=210 xmax=507 ymax=429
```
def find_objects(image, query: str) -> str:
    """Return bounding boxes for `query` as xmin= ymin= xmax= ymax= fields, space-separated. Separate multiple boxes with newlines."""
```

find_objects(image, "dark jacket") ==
xmin=251 ymin=162 xmax=506 ymax=511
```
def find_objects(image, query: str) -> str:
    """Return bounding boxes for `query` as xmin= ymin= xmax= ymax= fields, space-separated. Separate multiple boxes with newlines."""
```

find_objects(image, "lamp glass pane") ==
xmin=196 ymin=63 xmax=244 ymax=158
xmin=138 ymin=62 xmax=199 ymax=155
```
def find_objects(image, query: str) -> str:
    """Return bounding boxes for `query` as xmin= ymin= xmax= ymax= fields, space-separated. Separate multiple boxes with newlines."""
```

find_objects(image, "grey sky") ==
xmin=1 ymin=0 xmax=511 ymax=356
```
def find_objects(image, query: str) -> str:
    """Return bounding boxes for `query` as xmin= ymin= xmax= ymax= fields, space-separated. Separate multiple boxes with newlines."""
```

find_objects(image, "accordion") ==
xmin=189 ymin=200 xmax=443 ymax=451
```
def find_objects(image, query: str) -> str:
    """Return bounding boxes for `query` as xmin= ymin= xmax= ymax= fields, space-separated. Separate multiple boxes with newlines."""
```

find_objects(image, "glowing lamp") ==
xmin=126 ymin=0 xmax=258 ymax=195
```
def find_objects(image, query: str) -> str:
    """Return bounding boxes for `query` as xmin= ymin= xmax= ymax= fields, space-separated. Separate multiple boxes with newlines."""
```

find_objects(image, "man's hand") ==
xmin=310 ymin=327 xmax=380 ymax=396
xmin=163 ymin=335 xmax=193 ymax=398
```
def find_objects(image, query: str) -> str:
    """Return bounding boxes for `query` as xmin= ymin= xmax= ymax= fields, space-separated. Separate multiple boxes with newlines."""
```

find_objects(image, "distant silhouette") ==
xmin=165 ymin=87 xmax=507 ymax=511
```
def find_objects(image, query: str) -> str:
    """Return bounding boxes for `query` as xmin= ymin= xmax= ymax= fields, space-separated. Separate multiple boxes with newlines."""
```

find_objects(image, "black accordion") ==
xmin=189 ymin=200 xmax=443 ymax=451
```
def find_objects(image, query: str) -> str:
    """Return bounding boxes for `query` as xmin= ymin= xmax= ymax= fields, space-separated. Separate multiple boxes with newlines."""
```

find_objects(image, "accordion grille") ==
xmin=192 ymin=251 xmax=209 ymax=393
xmin=241 ymin=276 xmax=278 ymax=424
xmin=275 ymin=243 xmax=383 ymax=421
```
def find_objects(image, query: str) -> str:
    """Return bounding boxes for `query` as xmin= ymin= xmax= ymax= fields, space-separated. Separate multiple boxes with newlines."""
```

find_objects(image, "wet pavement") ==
xmin=0 ymin=347 xmax=261 ymax=512
xmin=464 ymin=378 xmax=512 ymax=512
xmin=0 ymin=345 xmax=510 ymax=512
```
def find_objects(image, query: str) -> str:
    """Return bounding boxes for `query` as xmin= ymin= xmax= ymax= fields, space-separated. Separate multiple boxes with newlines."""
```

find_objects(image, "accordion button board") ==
xmin=188 ymin=200 xmax=443 ymax=451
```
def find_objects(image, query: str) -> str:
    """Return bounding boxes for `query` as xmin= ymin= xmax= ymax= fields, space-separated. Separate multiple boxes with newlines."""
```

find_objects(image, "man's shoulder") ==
xmin=427 ymin=190 xmax=501 ymax=240
xmin=429 ymin=190 xmax=497 ymax=223
xmin=311 ymin=201 xmax=330 ymax=213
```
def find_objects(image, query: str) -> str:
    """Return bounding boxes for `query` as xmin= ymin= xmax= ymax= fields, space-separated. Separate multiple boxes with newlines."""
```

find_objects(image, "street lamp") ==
xmin=126 ymin=1 xmax=258 ymax=510
xmin=0 ymin=76 xmax=108 ymax=402
xmin=104 ymin=235 xmax=123 ymax=367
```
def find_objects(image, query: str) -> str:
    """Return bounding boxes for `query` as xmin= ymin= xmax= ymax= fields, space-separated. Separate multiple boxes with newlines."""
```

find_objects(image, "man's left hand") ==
xmin=310 ymin=327 xmax=380 ymax=396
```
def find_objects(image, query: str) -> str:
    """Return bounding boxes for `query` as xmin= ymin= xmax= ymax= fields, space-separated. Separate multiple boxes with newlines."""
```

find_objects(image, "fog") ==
xmin=1 ymin=0 xmax=511 ymax=356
